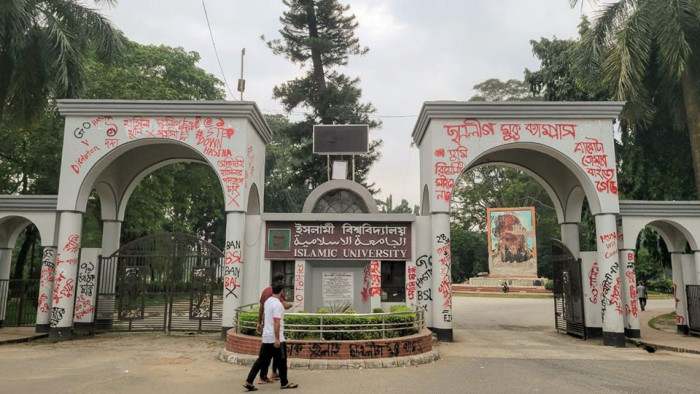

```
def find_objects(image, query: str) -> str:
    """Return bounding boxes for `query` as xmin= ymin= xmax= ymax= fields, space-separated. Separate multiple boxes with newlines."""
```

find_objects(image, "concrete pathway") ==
xmin=631 ymin=298 xmax=700 ymax=354
xmin=0 ymin=327 xmax=46 ymax=345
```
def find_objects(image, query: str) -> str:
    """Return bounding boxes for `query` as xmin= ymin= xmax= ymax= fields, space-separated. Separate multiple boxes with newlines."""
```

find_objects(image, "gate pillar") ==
xmin=560 ymin=223 xmax=580 ymax=258
xmin=0 ymin=247 xmax=11 ymax=327
xmin=35 ymin=246 xmax=57 ymax=333
xmin=431 ymin=212 xmax=452 ymax=341
xmin=694 ymin=251 xmax=700 ymax=285
xmin=49 ymin=211 xmax=83 ymax=341
xmin=619 ymin=249 xmax=640 ymax=338
xmin=222 ymin=211 xmax=245 ymax=338
xmin=594 ymin=214 xmax=625 ymax=346
xmin=671 ymin=252 xmax=689 ymax=334
xmin=101 ymin=219 xmax=122 ymax=258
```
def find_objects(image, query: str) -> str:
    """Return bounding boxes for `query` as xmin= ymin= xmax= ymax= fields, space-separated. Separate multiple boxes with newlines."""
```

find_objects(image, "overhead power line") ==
xmin=201 ymin=0 xmax=236 ymax=99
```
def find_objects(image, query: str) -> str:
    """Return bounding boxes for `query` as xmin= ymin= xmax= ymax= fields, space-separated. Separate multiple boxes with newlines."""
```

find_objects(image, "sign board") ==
xmin=313 ymin=124 xmax=369 ymax=154
xmin=265 ymin=221 xmax=411 ymax=261
xmin=322 ymin=272 xmax=353 ymax=306
xmin=487 ymin=207 xmax=537 ymax=278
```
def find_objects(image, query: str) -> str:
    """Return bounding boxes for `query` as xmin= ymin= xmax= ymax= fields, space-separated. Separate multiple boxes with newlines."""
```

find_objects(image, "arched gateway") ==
xmin=2 ymin=99 xmax=700 ymax=348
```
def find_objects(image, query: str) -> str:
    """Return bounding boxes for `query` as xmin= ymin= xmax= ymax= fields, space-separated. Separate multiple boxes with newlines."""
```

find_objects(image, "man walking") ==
xmin=637 ymin=281 xmax=648 ymax=311
xmin=257 ymin=274 xmax=292 ymax=383
xmin=243 ymin=284 xmax=298 ymax=391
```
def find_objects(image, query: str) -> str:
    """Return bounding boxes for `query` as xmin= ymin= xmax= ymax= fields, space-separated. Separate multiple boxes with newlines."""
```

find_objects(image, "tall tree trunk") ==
xmin=302 ymin=0 xmax=331 ymax=124
xmin=680 ymin=64 xmax=700 ymax=199
xmin=0 ymin=49 xmax=14 ymax=122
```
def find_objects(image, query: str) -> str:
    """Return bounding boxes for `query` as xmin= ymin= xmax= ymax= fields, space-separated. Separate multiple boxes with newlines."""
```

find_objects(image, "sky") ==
xmin=98 ymin=0 xmax=595 ymax=207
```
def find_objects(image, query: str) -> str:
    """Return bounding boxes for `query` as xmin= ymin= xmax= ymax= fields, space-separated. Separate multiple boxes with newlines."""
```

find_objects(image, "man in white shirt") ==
xmin=243 ymin=284 xmax=298 ymax=391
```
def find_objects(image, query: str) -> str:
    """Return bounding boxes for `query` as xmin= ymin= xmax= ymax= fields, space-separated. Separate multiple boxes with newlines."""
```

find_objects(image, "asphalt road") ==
xmin=0 ymin=296 xmax=698 ymax=394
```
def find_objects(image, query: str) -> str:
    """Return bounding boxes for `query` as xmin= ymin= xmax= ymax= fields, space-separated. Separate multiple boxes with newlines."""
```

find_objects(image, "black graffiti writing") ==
xmin=50 ymin=307 xmax=65 ymax=327
xmin=417 ymin=288 xmax=432 ymax=301
xmin=309 ymin=343 xmax=340 ymax=359
xmin=436 ymin=234 xmax=449 ymax=244
xmin=286 ymin=343 xmax=304 ymax=357
xmin=416 ymin=269 xmax=432 ymax=289
xmin=226 ymin=240 xmax=241 ymax=250
xmin=415 ymin=254 xmax=432 ymax=268
xmin=442 ymin=309 xmax=452 ymax=322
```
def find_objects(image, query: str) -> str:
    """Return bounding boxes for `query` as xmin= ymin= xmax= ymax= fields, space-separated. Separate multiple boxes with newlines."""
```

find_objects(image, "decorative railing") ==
xmin=233 ymin=303 xmax=425 ymax=341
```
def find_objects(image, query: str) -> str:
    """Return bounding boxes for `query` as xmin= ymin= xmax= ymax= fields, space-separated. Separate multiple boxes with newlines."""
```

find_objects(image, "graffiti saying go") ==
xmin=224 ymin=239 xmax=243 ymax=299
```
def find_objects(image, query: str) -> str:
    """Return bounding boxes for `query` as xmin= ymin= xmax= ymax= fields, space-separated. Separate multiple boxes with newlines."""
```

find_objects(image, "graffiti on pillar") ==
xmin=361 ymin=263 xmax=371 ymax=302
xmin=224 ymin=240 xmax=242 ymax=299
xmin=39 ymin=249 xmax=55 ymax=288
xmin=588 ymin=261 xmax=600 ymax=304
xmin=78 ymin=261 xmax=96 ymax=297
xmin=674 ymin=284 xmax=679 ymax=309
xmin=50 ymin=307 xmax=65 ymax=327
xmin=573 ymin=137 xmax=617 ymax=195
xmin=624 ymin=253 xmax=639 ymax=318
xmin=415 ymin=254 xmax=433 ymax=302
xmin=436 ymin=234 xmax=452 ymax=322
xmin=294 ymin=261 xmax=305 ymax=309
xmin=369 ymin=260 xmax=381 ymax=297
xmin=74 ymin=295 xmax=94 ymax=320
xmin=246 ymin=145 xmax=255 ymax=187
xmin=406 ymin=266 xmax=417 ymax=303
xmin=63 ymin=234 xmax=80 ymax=253
xmin=38 ymin=294 xmax=50 ymax=313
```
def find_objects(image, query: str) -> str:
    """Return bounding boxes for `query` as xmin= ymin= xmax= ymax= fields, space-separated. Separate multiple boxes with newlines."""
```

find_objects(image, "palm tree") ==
xmin=0 ymin=0 xmax=123 ymax=123
xmin=569 ymin=0 xmax=700 ymax=197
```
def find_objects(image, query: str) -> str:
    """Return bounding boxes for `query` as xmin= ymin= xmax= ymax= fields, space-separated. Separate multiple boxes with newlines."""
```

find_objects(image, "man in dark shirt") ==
xmin=256 ymin=273 xmax=292 ymax=383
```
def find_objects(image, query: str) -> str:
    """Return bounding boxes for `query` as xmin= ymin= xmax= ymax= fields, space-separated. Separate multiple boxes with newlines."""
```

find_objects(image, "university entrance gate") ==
xmin=94 ymin=234 xmax=224 ymax=333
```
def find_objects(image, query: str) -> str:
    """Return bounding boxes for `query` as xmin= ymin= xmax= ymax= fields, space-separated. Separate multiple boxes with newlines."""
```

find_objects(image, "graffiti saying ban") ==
xmin=224 ymin=240 xmax=243 ymax=299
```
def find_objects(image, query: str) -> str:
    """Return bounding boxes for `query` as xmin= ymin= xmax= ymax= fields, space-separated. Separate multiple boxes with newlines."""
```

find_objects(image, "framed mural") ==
xmin=487 ymin=207 xmax=537 ymax=278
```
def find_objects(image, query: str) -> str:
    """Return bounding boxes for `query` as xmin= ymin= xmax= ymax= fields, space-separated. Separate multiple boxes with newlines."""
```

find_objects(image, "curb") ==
xmin=626 ymin=338 xmax=700 ymax=355
xmin=219 ymin=348 xmax=440 ymax=369
xmin=0 ymin=334 xmax=48 ymax=346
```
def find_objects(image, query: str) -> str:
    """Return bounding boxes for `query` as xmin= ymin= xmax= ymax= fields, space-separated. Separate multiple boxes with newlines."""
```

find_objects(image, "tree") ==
xmin=376 ymin=195 xmax=419 ymax=214
xmin=263 ymin=0 xmax=382 ymax=206
xmin=469 ymin=78 xmax=538 ymax=102
xmin=569 ymin=0 xmax=700 ymax=197
xmin=0 ymin=0 xmax=123 ymax=124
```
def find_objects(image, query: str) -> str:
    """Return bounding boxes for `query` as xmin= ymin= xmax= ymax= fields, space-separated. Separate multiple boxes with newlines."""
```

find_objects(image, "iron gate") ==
xmin=551 ymin=239 xmax=586 ymax=339
xmin=687 ymin=285 xmax=700 ymax=335
xmin=95 ymin=233 xmax=224 ymax=333
xmin=0 ymin=279 xmax=40 ymax=327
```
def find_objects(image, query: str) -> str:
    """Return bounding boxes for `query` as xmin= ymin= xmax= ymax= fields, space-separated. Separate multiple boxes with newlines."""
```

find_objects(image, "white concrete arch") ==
xmin=0 ymin=196 xmax=59 ymax=248
xmin=246 ymin=183 xmax=261 ymax=215
xmin=622 ymin=218 xmax=696 ymax=252
xmin=302 ymin=179 xmax=379 ymax=213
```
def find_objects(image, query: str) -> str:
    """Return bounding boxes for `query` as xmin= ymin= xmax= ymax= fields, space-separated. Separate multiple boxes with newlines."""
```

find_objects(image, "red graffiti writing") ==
xmin=406 ymin=266 xmax=417 ymax=301
xmin=626 ymin=285 xmax=639 ymax=318
xmin=588 ymin=261 xmax=599 ymax=304
xmin=63 ymin=234 xmax=80 ymax=253
xmin=74 ymin=294 xmax=94 ymax=320
xmin=294 ymin=262 xmax=305 ymax=308
xmin=38 ymin=294 xmax=49 ymax=313
xmin=370 ymin=260 xmax=381 ymax=297
xmin=609 ymin=277 xmax=623 ymax=315
xmin=500 ymin=124 xmax=521 ymax=142
xmin=444 ymin=119 xmax=495 ymax=147
xmin=676 ymin=315 xmax=685 ymax=325
xmin=525 ymin=123 xmax=576 ymax=140
xmin=225 ymin=250 xmax=242 ymax=265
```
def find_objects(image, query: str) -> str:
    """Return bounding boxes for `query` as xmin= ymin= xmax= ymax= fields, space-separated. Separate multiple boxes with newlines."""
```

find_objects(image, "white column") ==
xmin=222 ymin=211 xmax=245 ymax=337
xmin=619 ymin=249 xmax=640 ymax=338
xmin=100 ymin=219 xmax=122 ymax=258
xmin=293 ymin=260 xmax=305 ymax=311
xmin=414 ymin=215 xmax=433 ymax=328
xmin=0 ymin=248 xmax=12 ymax=327
xmin=694 ymin=251 xmax=700 ymax=286
xmin=594 ymin=214 xmax=625 ymax=346
xmin=49 ymin=211 xmax=83 ymax=341
xmin=560 ymin=223 xmax=580 ymax=258
xmin=405 ymin=258 xmax=417 ymax=309
xmin=73 ymin=248 xmax=100 ymax=335
xmin=431 ymin=212 xmax=453 ymax=341
xmin=671 ymin=253 xmax=689 ymax=333
xmin=35 ymin=247 xmax=57 ymax=333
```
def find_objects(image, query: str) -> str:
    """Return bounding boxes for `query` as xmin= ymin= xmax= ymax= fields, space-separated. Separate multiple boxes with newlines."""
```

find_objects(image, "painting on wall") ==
xmin=487 ymin=207 xmax=537 ymax=278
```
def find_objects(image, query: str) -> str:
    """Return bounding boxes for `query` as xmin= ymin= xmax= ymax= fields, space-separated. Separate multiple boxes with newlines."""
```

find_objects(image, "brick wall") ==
xmin=226 ymin=329 xmax=432 ymax=360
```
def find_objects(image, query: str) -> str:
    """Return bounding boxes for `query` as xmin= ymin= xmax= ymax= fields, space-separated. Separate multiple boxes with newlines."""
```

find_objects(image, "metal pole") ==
xmin=239 ymin=48 xmax=245 ymax=101
xmin=352 ymin=155 xmax=355 ymax=182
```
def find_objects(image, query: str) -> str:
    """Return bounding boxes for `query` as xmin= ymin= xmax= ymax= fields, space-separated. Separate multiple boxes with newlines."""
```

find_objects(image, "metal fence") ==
xmin=0 ymin=279 xmax=39 ymax=327
xmin=233 ymin=303 xmax=425 ymax=340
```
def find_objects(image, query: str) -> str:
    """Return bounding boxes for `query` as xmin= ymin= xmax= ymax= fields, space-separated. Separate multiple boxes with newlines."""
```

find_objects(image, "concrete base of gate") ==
xmin=49 ymin=327 xmax=72 ymax=342
xmin=73 ymin=322 xmax=95 ymax=336
xmin=624 ymin=328 xmax=641 ymax=338
xmin=222 ymin=329 xmax=437 ymax=369
xmin=603 ymin=331 xmax=626 ymax=347
xmin=35 ymin=324 xmax=50 ymax=334
xmin=219 ymin=348 xmax=439 ymax=370
xmin=585 ymin=327 xmax=603 ymax=338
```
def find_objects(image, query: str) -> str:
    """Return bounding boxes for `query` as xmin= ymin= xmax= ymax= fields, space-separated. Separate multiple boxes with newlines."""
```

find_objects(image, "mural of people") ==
xmin=487 ymin=207 xmax=537 ymax=277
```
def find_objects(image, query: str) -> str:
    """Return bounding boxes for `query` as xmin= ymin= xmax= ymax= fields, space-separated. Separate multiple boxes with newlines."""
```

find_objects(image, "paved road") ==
xmin=1 ymin=296 xmax=699 ymax=394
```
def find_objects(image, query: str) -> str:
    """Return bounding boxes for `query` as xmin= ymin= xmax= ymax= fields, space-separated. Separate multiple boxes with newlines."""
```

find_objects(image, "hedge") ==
xmin=238 ymin=308 xmax=418 ymax=340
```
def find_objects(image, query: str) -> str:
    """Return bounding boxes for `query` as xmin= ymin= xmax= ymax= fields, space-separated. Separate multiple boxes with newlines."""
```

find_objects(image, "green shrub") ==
xmin=315 ymin=308 xmax=328 ymax=313
xmin=372 ymin=307 xmax=384 ymax=313
xmin=545 ymin=280 xmax=554 ymax=291
xmin=648 ymin=279 xmax=673 ymax=294
xmin=344 ymin=310 xmax=357 ymax=314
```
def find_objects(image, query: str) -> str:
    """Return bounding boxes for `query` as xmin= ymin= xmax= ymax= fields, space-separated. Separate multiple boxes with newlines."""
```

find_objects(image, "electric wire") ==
xmin=201 ymin=0 xmax=237 ymax=100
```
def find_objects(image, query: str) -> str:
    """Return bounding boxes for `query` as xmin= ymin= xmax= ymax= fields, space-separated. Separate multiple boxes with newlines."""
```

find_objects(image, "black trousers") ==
xmin=246 ymin=343 xmax=288 ymax=386
xmin=639 ymin=297 xmax=647 ymax=311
